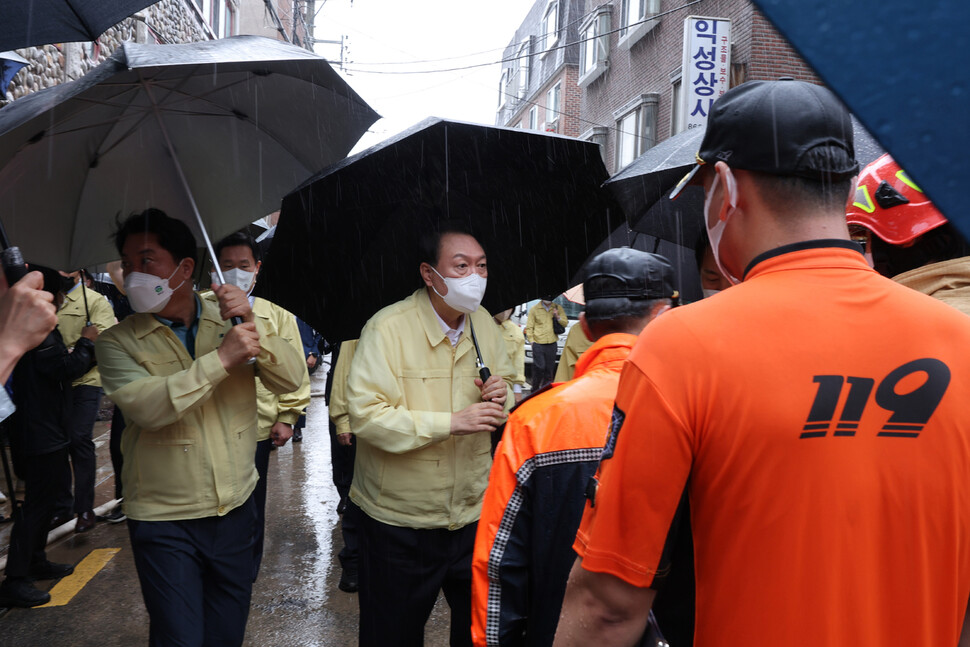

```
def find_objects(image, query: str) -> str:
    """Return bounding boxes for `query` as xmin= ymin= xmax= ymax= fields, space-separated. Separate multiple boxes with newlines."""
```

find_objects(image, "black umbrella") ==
xmin=0 ymin=35 xmax=379 ymax=273
xmin=608 ymin=116 xmax=886 ymax=241
xmin=0 ymin=0 xmax=158 ymax=52
xmin=256 ymin=117 xmax=618 ymax=343
xmin=571 ymin=221 xmax=703 ymax=304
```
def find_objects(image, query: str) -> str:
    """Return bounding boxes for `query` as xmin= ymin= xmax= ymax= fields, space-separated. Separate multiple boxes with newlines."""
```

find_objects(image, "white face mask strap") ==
xmin=429 ymin=265 xmax=448 ymax=300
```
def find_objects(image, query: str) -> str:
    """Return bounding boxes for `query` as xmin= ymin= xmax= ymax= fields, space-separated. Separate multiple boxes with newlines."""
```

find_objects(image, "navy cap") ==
xmin=671 ymin=79 xmax=859 ymax=198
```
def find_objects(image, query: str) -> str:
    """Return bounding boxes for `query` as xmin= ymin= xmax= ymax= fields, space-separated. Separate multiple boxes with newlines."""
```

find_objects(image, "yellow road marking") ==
xmin=38 ymin=548 xmax=121 ymax=608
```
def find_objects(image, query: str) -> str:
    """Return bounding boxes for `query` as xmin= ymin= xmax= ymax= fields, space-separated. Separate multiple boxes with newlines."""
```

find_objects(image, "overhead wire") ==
xmin=334 ymin=0 xmax=701 ymax=75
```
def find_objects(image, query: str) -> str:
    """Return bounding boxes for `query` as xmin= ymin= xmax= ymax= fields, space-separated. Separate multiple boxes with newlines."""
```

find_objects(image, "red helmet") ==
xmin=846 ymin=153 xmax=947 ymax=246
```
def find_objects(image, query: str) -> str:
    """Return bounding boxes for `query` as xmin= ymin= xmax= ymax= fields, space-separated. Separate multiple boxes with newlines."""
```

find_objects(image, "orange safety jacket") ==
xmin=471 ymin=333 xmax=637 ymax=647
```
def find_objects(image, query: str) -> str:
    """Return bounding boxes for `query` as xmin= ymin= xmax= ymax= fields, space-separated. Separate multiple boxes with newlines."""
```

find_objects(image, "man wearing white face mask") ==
xmin=554 ymin=80 xmax=970 ymax=647
xmin=347 ymin=222 xmax=516 ymax=647
xmin=210 ymin=231 xmax=310 ymax=582
xmin=95 ymin=209 xmax=305 ymax=646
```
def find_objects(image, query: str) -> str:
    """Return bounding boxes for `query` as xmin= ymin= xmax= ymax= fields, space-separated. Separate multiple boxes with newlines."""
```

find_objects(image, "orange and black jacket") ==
xmin=470 ymin=333 xmax=636 ymax=647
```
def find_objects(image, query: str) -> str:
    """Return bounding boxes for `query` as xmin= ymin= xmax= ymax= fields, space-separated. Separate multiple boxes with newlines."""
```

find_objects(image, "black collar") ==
xmin=743 ymin=239 xmax=865 ymax=280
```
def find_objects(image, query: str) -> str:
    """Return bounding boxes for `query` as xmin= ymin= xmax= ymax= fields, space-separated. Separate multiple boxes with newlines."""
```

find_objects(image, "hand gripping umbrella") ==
xmin=0 ymin=35 xmax=379 ymax=278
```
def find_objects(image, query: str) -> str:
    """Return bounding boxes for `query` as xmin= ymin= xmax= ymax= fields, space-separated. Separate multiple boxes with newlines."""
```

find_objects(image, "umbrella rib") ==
xmin=62 ymin=82 xmax=149 ymax=269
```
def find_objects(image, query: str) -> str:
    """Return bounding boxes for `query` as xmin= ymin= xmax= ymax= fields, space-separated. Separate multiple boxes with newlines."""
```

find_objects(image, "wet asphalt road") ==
xmin=0 ymin=368 xmax=453 ymax=646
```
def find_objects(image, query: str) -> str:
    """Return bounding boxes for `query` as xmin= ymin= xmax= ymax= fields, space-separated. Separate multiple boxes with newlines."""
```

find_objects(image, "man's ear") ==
xmin=179 ymin=258 xmax=195 ymax=280
xmin=419 ymin=262 xmax=435 ymax=288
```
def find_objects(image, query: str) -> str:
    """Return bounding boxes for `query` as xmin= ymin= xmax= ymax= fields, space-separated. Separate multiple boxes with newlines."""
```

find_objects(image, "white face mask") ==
xmin=430 ymin=267 xmax=487 ymax=314
xmin=124 ymin=263 xmax=185 ymax=313
xmin=702 ymin=288 xmax=721 ymax=299
xmin=704 ymin=171 xmax=741 ymax=285
xmin=211 ymin=268 xmax=256 ymax=294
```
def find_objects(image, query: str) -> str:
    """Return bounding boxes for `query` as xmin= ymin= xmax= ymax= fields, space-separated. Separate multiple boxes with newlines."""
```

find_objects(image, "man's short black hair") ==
xmin=114 ymin=208 xmax=197 ymax=265
xmin=214 ymin=231 xmax=261 ymax=263
xmin=749 ymin=146 xmax=856 ymax=214
xmin=584 ymin=288 xmax=669 ymax=339
xmin=418 ymin=219 xmax=477 ymax=267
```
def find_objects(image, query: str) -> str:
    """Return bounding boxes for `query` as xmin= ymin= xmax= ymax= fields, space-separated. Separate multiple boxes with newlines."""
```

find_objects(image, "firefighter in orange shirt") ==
xmin=555 ymin=80 xmax=970 ymax=647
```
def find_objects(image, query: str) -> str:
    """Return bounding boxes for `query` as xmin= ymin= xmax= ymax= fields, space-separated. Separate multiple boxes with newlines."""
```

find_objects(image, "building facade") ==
xmin=496 ymin=0 xmax=585 ymax=138
xmin=496 ymin=0 xmax=819 ymax=175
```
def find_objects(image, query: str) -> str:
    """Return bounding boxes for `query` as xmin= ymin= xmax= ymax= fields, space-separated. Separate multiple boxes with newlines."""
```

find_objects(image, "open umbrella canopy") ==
xmin=609 ymin=115 xmax=886 ymax=242
xmin=0 ymin=0 xmax=158 ymax=51
xmin=0 ymin=35 xmax=379 ymax=270
xmin=751 ymin=0 xmax=970 ymax=241
xmin=256 ymin=117 xmax=618 ymax=342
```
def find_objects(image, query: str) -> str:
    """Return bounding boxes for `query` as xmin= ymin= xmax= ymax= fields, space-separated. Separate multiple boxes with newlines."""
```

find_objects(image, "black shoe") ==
xmin=48 ymin=514 xmax=72 ymax=531
xmin=97 ymin=507 xmax=126 ymax=524
xmin=293 ymin=428 xmax=303 ymax=442
xmin=74 ymin=510 xmax=96 ymax=533
xmin=338 ymin=566 xmax=358 ymax=593
xmin=29 ymin=560 xmax=74 ymax=581
xmin=0 ymin=578 xmax=50 ymax=607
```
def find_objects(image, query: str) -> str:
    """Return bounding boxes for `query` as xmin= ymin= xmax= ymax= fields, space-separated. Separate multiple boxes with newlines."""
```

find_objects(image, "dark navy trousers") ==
xmin=357 ymin=512 xmax=476 ymax=647
xmin=127 ymin=494 xmax=257 ymax=647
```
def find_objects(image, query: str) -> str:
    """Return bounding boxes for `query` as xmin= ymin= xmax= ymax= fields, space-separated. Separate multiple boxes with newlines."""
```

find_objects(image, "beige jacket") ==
xmin=57 ymin=284 xmax=116 ymax=387
xmin=96 ymin=294 xmax=304 ymax=521
xmin=328 ymin=339 xmax=358 ymax=436
xmin=894 ymin=256 xmax=970 ymax=317
xmin=497 ymin=319 xmax=525 ymax=387
xmin=554 ymin=322 xmax=594 ymax=382
xmin=347 ymin=289 xmax=515 ymax=530
xmin=525 ymin=301 xmax=567 ymax=345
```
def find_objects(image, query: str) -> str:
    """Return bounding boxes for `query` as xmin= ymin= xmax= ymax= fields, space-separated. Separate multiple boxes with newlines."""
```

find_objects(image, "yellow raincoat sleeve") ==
xmin=251 ymin=315 xmax=306 ymax=398
xmin=96 ymin=335 xmax=231 ymax=432
xmin=347 ymin=321 xmax=454 ymax=455
xmin=524 ymin=305 xmax=537 ymax=342
xmin=265 ymin=305 xmax=310 ymax=426
xmin=328 ymin=339 xmax=358 ymax=436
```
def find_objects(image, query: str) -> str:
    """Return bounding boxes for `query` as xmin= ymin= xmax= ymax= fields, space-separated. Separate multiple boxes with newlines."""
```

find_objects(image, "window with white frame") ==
xmin=517 ymin=41 xmax=530 ymax=98
xmin=671 ymin=71 xmax=685 ymax=136
xmin=578 ymin=8 xmax=611 ymax=87
xmin=618 ymin=0 xmax=660 ymax=50
xmin=546 ymin=82 xmax=561 ymax=124
xmin=614 ymin=94 xmax=659 ymax=170
xmin=542 ymin=1 xmax=559 ymax=53
xmin=529 ymin=106 xmax=539 ymax=130
xmin=220 ymin=0 xmax=235 ymax=37
xmin=498 ymin=69 xmax=508 ymax=108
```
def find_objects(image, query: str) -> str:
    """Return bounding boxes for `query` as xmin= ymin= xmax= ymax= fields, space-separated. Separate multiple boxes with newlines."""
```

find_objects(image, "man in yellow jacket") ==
xmin=327 ymin=339 xmax=359 ymax=593
xmin=347 ymin=224 xmax=515 ymax=647
xmin=525 ymin=297 xmax=567 ymax=391
xmin=210 ymin=232 xmax=310 ymax=582
xmin=96 ymin=210 xmax=304 ymax=647
xmin=52 ymin=271 xmax=116 ymax=532
xmin=493 ymin=309 xmax=526 ymax=403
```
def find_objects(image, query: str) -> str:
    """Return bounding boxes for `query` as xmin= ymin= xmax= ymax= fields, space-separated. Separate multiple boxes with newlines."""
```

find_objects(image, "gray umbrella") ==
xmin=608 ymin=115 xmax=885 ymax=241
xmin=0 ymin=35 xmax=379 ymax=271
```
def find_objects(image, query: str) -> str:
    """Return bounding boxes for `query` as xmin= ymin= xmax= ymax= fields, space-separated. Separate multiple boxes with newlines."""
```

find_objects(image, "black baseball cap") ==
xmin=670 ymin=79 xmax=859 ymax=198
xmin=583 ymin=248 xmax=676 ymax=302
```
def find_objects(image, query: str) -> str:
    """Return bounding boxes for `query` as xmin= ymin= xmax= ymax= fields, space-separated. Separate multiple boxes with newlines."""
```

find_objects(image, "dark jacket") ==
xmin=9 ymin=329 xmax=96 ymax=457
